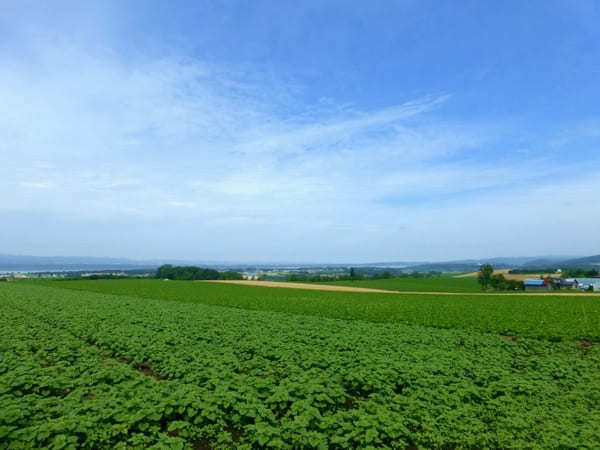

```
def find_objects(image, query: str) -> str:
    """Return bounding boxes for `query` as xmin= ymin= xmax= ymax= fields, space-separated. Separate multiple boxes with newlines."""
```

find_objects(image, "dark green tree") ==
xmin=155 ymin=265 xmax=241 ymax=281
xmin=490 ymin=273 xmax=506 ymax=290
xmin=477 ymin=264 xmax=494 ymax=290
xmin=506 ymin=279 xmax=524 ymax=291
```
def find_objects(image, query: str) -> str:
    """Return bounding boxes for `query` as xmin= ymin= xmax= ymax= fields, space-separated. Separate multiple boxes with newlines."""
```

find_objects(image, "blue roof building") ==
xmin=524 ymin=279 xmax=551 ymax=291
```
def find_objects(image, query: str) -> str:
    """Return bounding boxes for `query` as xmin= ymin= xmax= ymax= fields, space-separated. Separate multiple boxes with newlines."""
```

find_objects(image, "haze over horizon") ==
xmin=2 ymin=1 xmax=599 ymax=262
xmin=0 ymin=252 xmax=589 ymax=267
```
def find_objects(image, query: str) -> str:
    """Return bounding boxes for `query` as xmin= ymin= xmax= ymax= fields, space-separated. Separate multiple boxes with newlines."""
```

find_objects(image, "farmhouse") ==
xmin=559 ymin=278 xmax=577 ymax=289
xmin=524 ymin=279 xmax=552 ymax=291
xmin=572 ymin=278 xmax=600 ymax=291
xmin=564 ymin=278 xmax=580 ymax=289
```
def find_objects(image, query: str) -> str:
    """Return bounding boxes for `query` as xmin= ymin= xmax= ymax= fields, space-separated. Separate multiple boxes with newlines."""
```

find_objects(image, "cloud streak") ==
xmin=1 ymin=14 xmax=599 ymax=261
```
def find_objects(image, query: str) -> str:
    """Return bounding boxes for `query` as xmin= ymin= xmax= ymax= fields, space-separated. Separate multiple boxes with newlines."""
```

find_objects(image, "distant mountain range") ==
xmin=0 ymin=253 xmax=598 ymax=273
xmin=555 ymin=255 xmax=600 ymax=269
xmin=389 ymin=255 xmax=600 ymax=272
xmin=0 ymin=254 xmax=157 ymax=273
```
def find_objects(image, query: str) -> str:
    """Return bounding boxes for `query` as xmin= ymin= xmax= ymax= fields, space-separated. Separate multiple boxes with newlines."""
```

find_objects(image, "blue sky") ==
xmin=1 ymin=0 xmax=599 ymax=262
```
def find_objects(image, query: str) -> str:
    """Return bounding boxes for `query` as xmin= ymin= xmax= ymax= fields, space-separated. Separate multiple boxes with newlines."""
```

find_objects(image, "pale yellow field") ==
xmin=201 ymin=279 xmax=600 ymax=296
xmin=200 ymin=279 xmax=398 ymax=293
xmin=455 ymin=269 xmax=560 ymax=281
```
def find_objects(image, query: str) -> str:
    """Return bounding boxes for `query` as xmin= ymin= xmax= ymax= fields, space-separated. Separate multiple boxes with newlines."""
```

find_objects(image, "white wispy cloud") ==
xmin=19 ymin=181 xmax=54 ymax=189
xmin=1 ymin=34 xmax=599 ymax=260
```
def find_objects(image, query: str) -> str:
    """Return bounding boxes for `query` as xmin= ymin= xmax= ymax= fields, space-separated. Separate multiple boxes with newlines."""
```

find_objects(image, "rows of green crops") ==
xmin=0 ymin=295 xmax=205 ymax=448
xmin=37 ymin=279 xmax=600 ymax=341
xmin=2 ymin=283 xmax=599 ymax=448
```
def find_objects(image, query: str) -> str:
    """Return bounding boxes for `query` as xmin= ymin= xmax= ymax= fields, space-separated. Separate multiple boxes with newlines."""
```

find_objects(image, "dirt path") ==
xmin=200 ymin=280 xmax=600 ymax=296
xmin=201 ymin=280 xmax=399 ymax=293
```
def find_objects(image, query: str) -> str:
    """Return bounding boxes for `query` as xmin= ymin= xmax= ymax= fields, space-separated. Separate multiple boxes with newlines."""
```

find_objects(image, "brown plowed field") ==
xmin=200 ymin=280 xmax=600 ymax=296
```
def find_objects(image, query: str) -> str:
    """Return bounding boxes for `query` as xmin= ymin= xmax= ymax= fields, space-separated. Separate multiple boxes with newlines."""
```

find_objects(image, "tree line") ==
xmin=478 ymin=264 xmax=524 ymax=291
xmin=286 ymin=269 xmax=444 ymax=282
xmin=509 ymin=268 xmax=599 ymax=277
xmin=155 ymin=265 xmax=243 ymax=281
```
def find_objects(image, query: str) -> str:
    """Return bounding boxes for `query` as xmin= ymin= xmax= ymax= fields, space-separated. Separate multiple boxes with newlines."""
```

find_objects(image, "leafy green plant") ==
xmin=33 ymin=278 xmax=600 ymax=341
xmin=2 ymin=283 xmax=599 ymax=448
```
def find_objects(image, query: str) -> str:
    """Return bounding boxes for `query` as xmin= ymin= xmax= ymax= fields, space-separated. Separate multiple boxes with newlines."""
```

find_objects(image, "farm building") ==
xmin=524 ymin=279 xmax=552 ymax=291
xmin=564 ymin=278 xmax=580 ymax=289
xmin=572 ymin=278 xmax=600 ymax=291
xmin=559 ymin=278 xmax=577 ymax=289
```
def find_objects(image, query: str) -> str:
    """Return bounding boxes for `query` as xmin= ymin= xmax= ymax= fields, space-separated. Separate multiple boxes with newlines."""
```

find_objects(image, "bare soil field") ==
xmin=202 ymin=280 xmax=600 ymax=296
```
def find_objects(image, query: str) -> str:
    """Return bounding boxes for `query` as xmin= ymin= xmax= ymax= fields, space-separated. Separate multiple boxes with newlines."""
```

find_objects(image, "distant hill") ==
xmin=499 ymin=255 xmax=600 ymax=271
xmin=0 ymin=254 xmax=141 ymax=265
xmin=407 ymin=262 xmax=488 ymax=272
xmin=1 ymin=253 xmax=598 ymax=274
xmin=556 ymin=255 xmax=600 ymax=269
xmin=0 ymin=254 xmax=156 ymax=273
xmin=402 ymin=256 xmax=571 ymax=273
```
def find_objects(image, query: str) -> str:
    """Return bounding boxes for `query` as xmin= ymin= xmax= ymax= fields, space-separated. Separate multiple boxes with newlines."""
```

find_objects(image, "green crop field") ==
xmin=2 ymin=281 xmax=600 ymax=448
xmin=34 ymin=278 xmax=600 ymax=341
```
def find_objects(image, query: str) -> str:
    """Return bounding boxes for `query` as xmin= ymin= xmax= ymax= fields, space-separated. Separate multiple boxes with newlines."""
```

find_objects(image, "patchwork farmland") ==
xmin=1 ymin=279 xmax=599 ymax=448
